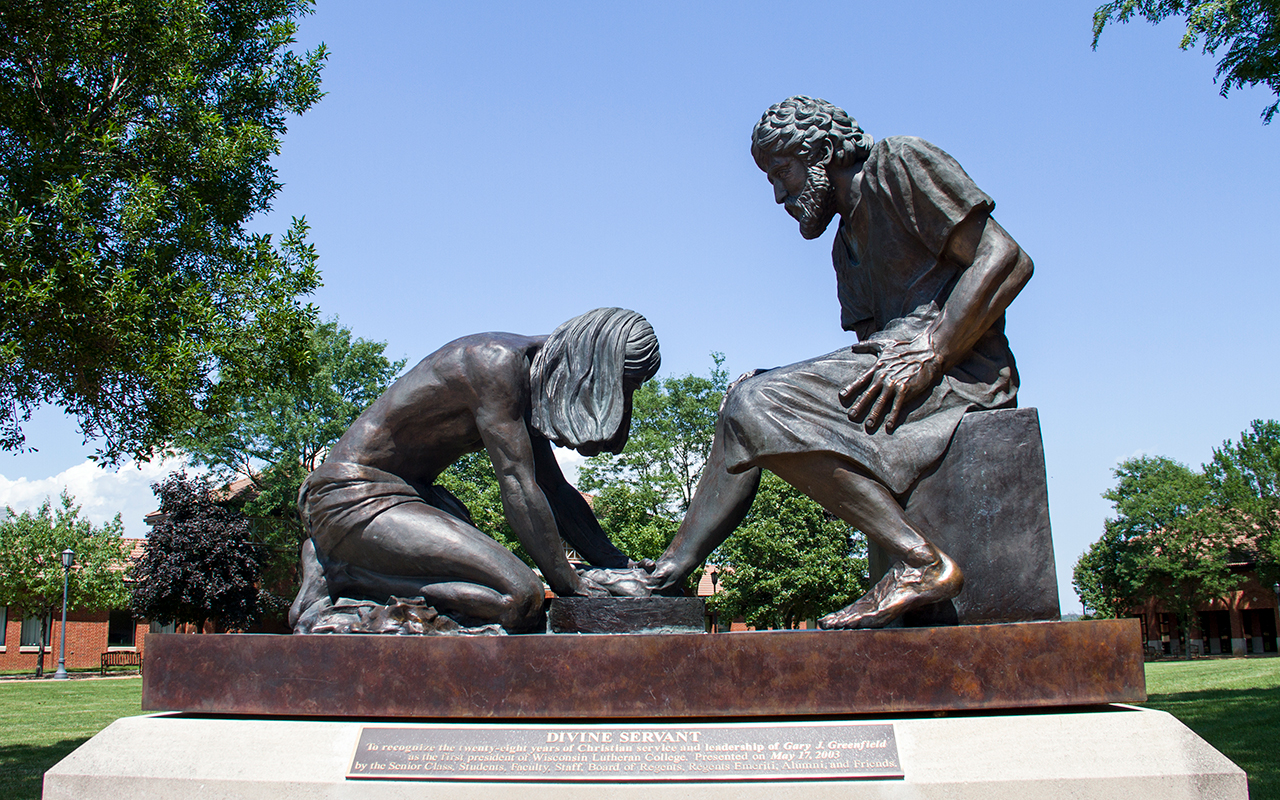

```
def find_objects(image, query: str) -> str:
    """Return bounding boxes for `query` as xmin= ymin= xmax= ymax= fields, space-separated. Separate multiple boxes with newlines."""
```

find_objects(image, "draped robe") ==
xmin=721 ymin=136 xmax=1019 ymax=495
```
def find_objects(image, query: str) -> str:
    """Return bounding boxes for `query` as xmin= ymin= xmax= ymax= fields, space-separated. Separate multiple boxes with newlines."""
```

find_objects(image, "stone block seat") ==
xmin=870 ymin=407 xmax=1060 ymax=627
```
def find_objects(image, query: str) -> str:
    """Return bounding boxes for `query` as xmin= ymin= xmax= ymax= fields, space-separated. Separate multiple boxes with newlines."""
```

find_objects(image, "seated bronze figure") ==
xmin=647 ymin=97 xmax=1034 ymax=629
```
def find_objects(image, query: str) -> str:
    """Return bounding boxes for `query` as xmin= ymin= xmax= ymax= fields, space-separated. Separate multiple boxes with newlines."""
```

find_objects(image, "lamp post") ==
xmin=1273 ymin=583 xmax=1279 ymax=654
xmin=52 ymin=549 xmax=73 ymax=680
xmin=709 ymin=569 xmax=720 ymax=633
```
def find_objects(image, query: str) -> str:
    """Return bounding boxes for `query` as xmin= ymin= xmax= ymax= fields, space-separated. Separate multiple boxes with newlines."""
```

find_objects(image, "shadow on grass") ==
xmin=0 ymin=738 xmax=91 ymax=800
xmin=1144 ymin=684 xmax=1280 ymax=800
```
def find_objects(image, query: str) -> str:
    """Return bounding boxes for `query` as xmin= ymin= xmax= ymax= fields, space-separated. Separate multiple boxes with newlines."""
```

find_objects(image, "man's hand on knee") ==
xmin=840 ymin=334 xmax=943 ymax=432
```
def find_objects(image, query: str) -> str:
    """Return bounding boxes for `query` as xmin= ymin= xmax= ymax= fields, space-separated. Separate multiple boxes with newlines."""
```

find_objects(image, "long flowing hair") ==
xmin=529 ymin=308 xmax=660 ymax=448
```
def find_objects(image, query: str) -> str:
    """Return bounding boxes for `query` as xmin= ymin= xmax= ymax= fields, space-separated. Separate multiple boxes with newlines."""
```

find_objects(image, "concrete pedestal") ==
xmin=44 ymin=706 xmax=1245 ymax=799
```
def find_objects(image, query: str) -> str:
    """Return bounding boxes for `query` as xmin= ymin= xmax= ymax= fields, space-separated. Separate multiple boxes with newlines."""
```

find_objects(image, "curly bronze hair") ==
xmin=751 ymin=96 xmax=874 ymax=170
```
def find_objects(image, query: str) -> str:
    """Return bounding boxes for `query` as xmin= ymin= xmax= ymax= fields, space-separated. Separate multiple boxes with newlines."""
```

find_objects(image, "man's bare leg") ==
xmin=649 ymin=435 xmax=762 ymax=594
xmin=325 ymin=564 xmax=544 ymax=630
xmin=757 ymin=452 xmax=963 ymax=628
xmin=327 ymin=504 xmax=548 ymax=632
xmin=289 ymin=537 xmax=329 ymax=629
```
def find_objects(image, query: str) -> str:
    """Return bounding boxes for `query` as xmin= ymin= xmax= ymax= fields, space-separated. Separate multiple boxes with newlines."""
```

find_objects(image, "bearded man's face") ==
xmin=763 ymin=152 xmax=838 ymax=240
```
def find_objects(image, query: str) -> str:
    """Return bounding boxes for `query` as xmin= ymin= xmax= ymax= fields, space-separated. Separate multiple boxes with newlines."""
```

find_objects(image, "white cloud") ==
xmin=552 ymin=446 xmax=587 ymax=486
xmin=0 ymin=456 xmax=194 ymax=539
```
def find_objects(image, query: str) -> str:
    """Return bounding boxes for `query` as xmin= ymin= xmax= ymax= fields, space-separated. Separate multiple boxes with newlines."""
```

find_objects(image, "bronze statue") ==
xmin=289 ymin=308 xmax=661 ymax=634
xmin=647 ymin=97 xmax=1035 ymax=628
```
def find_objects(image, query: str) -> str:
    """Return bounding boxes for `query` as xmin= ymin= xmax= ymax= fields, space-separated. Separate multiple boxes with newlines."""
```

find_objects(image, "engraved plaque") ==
xmin=348 ymin=721 xmax=902 ymax=781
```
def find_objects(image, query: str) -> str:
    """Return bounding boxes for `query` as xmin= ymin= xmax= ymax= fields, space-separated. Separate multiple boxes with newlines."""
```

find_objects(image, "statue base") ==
xmin=44 ymin=706 xmax=1246 ymax=799
xmin=140 ymin=619 xmax=1143 ymax=718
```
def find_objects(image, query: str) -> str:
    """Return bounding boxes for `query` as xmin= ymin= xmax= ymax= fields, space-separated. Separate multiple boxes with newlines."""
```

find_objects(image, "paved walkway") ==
xmin=0 ymin=672 xmax=140 ymax=682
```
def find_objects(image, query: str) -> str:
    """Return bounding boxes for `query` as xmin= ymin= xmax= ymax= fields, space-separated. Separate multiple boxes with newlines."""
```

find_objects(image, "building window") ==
xmin=149 ymin=620 xmax=176 ymax=634
xmin=1157 ymin=613 xmax=1171 ymax=654
xmin=0 ymin=606 xmax=6 ymax=647
xmin=107 ymin=610 xmax=136 ymax=648
xmin=1242 ymin=609 xmax=1278 ymax=654
xmin=1199 ymin=611 xmax=1231 ymax=655
xmin=20 ymin=613 xmax=50 ymax=647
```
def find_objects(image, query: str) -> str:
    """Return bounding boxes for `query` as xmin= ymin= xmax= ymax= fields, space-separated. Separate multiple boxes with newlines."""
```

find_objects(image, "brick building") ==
xmin=0 ymin=605 xmax=167 ymax=673
xmin=1131 ymin=572 xmax=1279 ymax=657
xmin=0 ymin=538 xmax=171 ymax=673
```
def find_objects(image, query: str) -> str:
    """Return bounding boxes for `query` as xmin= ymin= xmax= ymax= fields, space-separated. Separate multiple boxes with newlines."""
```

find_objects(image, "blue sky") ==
xmin=1 ymin=1 xmax=1276 ymax=613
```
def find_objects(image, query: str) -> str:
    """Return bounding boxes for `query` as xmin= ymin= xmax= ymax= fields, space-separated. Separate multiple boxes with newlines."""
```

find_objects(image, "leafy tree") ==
xmin=709 ymin=473 xmax=867 ymax=630
xmin=1073 ymin=526 xmax=1144 ymax=619
xmin=0 ymin=492 xmax=129 ymax=676
xmin=1103 ymin=456 xmax=1213 ymax=549
xmin=177 ymin=319 xmax=404 ymax=599
xmin=0 ymin=0 xmax=327 ymax=461
xmin=129 ymin=471 xmax=266 ymax=631
xmin=585 ymin=482 xmax=677 ymax=563
xmin=1073 ymin=456 xmax=1205 ymax=618
xmin=181 ymin=320 xmax=403 ymax=498
xmin=1076 ymin=455 xmax=1244 ymax=657
xmin=1092 ymin=0 xmax=1280 ymax=122
xmin=1204 ymin=418 xmax=1280 ymax=584
xmin=1138 ymin=507 xmax=1242 ymax=658
xmin=578 ymin=354 xmax=727 ymax=558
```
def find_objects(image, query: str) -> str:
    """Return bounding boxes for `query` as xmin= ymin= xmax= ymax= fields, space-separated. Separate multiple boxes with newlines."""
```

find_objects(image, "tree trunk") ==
xmin=34 ymin=611 xmax=49 ymax=677
xmin=1176 ymin=604 xmax=1195 ymax=660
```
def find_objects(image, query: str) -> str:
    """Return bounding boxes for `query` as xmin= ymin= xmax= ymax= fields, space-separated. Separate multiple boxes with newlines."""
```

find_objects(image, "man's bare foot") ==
xmin=577 ymin=567 xmax=653 ymax=597
xmin=819 ymin=552 xmax=963 ymax=629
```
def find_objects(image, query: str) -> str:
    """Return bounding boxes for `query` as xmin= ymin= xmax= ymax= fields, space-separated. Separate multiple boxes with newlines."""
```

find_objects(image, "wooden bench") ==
xmin=100 ymin=650 xmax=143 ymax=676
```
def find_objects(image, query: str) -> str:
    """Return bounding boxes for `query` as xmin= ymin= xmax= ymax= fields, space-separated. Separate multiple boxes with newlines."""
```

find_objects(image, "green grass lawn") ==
xmin=0 ymin=677 xmax=143 ymax=800
xmin=0 ymin=660 xmax=1276 ymax=799
xmin=1142 ymin=657 xmax=1280 ymax=800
